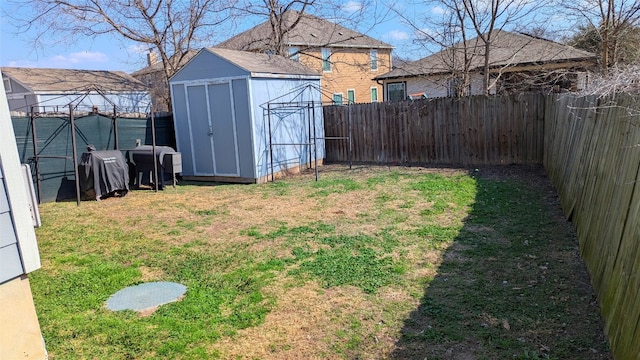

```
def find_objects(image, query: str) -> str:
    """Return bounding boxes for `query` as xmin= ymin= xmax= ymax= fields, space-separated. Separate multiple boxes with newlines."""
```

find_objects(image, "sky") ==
xmin=0 ymin=0 xmax=439 ymax=73
xmin=0 ymin=0 xmax=575 ymax=74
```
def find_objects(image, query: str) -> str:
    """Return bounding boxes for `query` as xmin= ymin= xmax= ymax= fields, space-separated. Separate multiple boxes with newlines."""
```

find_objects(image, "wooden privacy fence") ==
xmin=544 ymin=94 xmax=640 ymax=360
xmin=325 ymin=92 xmax=640 ymax=358
xmin=323 ymin=94 xmax=545 ymax=165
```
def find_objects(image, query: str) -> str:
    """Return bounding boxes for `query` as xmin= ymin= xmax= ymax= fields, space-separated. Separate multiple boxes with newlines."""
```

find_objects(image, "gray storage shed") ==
xmin=169 ymin=47 xmax=324 ymax=183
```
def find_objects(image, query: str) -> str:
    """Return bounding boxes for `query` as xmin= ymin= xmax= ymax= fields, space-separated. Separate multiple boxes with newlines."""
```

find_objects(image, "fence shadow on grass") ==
xmin=389 ymin=165 xmax=611 ymax=360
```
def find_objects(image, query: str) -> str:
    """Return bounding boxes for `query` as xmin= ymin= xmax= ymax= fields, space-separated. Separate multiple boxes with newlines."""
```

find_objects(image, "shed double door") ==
xmin=187 ymin=82 xmax=240 ymax=176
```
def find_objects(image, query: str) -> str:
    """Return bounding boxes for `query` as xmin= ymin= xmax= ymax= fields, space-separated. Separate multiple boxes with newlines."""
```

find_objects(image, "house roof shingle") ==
xmin=203 ymin=47 xmax=320 ymax=77
xmin=217 ymin=11 xmax=393 ymax=51
xmin=376 ymin=31 xmax=597 ymax=80
xmin=2 ymin=67 xmax=147 ymax=92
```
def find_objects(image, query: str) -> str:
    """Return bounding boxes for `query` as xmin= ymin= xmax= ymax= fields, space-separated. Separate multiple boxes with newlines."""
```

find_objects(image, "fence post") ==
xmin=69 ymin=105 xmax=81 ymax=206
xmin=29 ymin=107 xmax=42 ymax=204
xmin=113 ymin=104 xmax=119 ymax=150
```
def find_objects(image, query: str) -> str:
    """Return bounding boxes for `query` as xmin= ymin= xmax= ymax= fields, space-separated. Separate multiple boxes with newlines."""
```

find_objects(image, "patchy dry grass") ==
xmin=30 ymin=165 xmax=610 ymax=359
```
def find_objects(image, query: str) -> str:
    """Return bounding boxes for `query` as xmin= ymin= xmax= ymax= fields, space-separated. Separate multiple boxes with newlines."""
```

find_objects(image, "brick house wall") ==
xmin=299 ymin=47 xmax=392 ymax=104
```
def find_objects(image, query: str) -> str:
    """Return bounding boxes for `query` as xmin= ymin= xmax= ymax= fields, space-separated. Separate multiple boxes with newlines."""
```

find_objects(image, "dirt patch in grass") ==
xmin=211 ymin=282 xmax=380 ymax=359
xmin=138 ymin=266 xmax=166 ymax=282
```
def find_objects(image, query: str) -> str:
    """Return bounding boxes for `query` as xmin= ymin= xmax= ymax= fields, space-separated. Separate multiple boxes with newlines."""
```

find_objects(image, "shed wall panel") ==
xmin=187 ymin=85 xmax=215 ymax=175
xmin=171 ymin=84 xmax=194 ymax=175
xmin=170 ymin=51 xmax=248 ymax=83
xmin=232 ymin=79 xmax=256 ymax=178
xmin=207 ymin=83 xmax=239 ymax=176
xmin=250 ymin=78 xmax=323 ymax=179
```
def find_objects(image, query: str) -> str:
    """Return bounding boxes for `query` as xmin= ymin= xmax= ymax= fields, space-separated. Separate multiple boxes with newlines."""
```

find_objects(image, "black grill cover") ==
xmin=78 ymin=150 xmax=129 ymax=200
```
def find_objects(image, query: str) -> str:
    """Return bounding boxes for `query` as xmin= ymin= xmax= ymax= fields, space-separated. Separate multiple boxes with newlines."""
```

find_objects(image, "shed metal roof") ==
xmin=204 ymin=47 xmax=321 ymax=77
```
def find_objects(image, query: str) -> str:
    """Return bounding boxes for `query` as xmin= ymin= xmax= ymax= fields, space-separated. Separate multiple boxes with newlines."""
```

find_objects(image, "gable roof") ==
xmin=376 ymin=31 xmax=597 ymax=80
xmin=131 ymin=50 xmax=199 ymax=78
xmin=217 ymin=11 xmax=393 ymax=51
xmin=2 ymin=67 xmax=147 ymax=93
xmin=201 ymin=47 xmax=321 ymax=77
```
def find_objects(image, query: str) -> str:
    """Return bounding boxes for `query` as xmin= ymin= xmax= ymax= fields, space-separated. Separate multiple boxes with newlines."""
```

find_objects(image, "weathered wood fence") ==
xmin=324 ymin=93 xmax=640 ymax=359
xmin=323 ymin=94 xmax=545 ymax=165
xmin=545 ymin=94 xmax=640 ymax=359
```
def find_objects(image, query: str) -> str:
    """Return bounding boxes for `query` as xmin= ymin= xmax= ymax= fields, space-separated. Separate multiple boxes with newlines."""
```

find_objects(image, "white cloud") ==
xmin=128 ymin=44 xmax=152 ymax=54
xmin=416 ymin=27 xmax=437 ymax=40
xmin=6 ymin=51 xmax=109 ymax=70
xmin=69 ymin=51 xmax=108 ymax=64
xmin=7 ymin=60 xmax=39 ymax=68
xmin=341 ymin=1 xmax=363 ymax=13
xmin=384 ymin=29 xmax=410 ymax=41
xmin=431 ymin=6 xmax=447 ymax=15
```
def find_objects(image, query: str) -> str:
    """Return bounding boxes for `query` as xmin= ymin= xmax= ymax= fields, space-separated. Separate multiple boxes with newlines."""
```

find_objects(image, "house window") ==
xmin=370 ymin=49 xmax=378 ymax=71
xmin=3 ymin=77 xmax=11 ymax=93
xmin=289 ymin=47 xmax=300 ymax=62
xmin=387 ymin=82 xmax=406 ymax=102
xmin=332 ymin=93 xmax=343 ymax=105
xmin=371 ymin=87 xmax=378 ymax=102
xmin=347 ymin=89 xmax=355 ymax=104
xmin=322 ymin=48 xmax=332 ymax=72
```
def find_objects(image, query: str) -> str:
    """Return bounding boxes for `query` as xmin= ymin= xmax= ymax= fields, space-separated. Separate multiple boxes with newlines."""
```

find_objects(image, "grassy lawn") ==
xmin=31 ymin=165 xmax=611 ymax=359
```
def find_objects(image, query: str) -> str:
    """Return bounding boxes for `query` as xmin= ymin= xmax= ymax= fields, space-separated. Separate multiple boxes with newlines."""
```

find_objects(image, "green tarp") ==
xmin=11 ymin=114 xmax=175 ymax=203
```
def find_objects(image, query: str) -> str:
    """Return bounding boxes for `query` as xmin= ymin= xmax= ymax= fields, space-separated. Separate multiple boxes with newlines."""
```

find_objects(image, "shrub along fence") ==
xmin=323 ymin=93 xmax=545 ymax=165
xmin=544 ymin=94 xmax=640 ymax=359
xmin=12 ymin=113 xmax=175 ymax=203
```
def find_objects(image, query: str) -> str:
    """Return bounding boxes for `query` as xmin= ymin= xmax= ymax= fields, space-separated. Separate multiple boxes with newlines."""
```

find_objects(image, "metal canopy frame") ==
xmin=21 ymin=88 xmax=155 ymax=206
xmin=261 ymin=83 xmax=352 ymax=182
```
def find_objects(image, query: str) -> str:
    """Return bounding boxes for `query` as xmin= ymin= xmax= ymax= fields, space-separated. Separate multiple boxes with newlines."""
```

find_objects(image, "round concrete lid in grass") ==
xmin=106 ymin=282 xmax=187 ymax=316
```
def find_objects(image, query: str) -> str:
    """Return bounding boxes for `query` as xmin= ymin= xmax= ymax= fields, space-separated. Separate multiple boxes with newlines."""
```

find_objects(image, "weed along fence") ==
xmin=12 ymin=113 xmax=175 ymax=203
xmin=544 ymin=94 xmax=640 ymax=359
xmin=323 ymin=93 xmax=545 ymax=165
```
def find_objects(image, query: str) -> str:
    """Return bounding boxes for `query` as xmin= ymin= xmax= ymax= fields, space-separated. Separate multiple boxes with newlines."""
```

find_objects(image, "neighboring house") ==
xmin=170 ymin=47 xmax=324 ymax=183
xmin=2 ymin=67 xmax=150 ymax=115
xmin=375 ymin=31 xmax=598 ymax=100
xmin=131 ymin=51 xmax=198 ymax=113
xmin=217 ymin=11 xmax=393 ymax=104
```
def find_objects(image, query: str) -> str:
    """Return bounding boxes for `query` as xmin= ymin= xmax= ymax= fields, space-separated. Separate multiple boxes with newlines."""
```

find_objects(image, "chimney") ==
xmin=147 ymin=52 xmax=158 ymax=66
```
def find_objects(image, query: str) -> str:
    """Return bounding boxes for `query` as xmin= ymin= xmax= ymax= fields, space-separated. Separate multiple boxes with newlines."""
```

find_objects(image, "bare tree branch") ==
xmin=5 ymin=0 xmax=236 ymax=110
xmin=561 ymin=0 xmax=640 ymax=69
